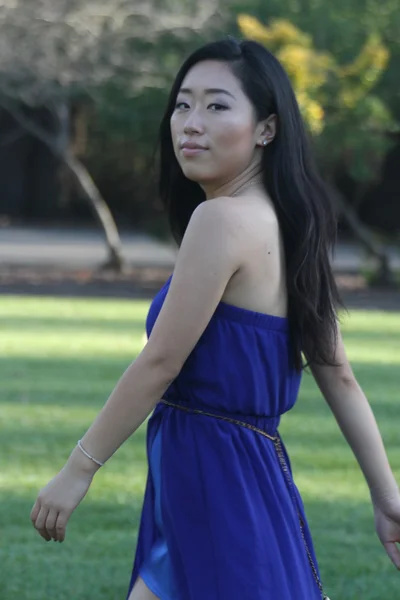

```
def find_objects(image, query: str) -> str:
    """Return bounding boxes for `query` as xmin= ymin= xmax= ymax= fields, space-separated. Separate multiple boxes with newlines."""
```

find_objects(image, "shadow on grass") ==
xmin=0 ymin=355 xmax=136 ymax=405
xmin=340 ymin=330 xmax=400 ymax=341
xmin=0 ymin=315 xmax=147 ymax=334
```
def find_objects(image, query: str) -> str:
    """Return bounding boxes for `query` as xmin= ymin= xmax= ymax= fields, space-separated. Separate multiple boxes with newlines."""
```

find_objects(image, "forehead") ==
xmin=180 ymin=60 xmax=242 ymax=94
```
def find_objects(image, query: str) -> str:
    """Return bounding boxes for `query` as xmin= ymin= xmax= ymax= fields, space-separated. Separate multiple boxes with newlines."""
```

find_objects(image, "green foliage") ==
xmin=319 ymin=96 xmax=396 ymax=181
xmin=230 ymin=0 xmax=400 ymax=65
xmin=94 ymin=83 xmax=166 ymax=143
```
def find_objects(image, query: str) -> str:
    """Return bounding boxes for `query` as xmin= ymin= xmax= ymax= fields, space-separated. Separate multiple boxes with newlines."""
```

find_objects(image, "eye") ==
xmin=208 ymin=103 xmax=229 ymax=111
xmin=174 ymin=101 xmax=189 ymax=110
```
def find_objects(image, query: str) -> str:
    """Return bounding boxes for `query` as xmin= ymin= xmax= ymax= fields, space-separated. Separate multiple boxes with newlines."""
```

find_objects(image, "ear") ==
xmin=256 ymin=114 xmax=277 ymax=147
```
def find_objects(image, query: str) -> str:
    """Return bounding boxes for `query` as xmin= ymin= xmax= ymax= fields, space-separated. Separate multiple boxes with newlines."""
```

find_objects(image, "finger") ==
xmin=30 ymin=499 xmax=41 ymax=525
xmin=54 ymin=511 xmax=68 ymax=543
xmin=45 ymin=509 xmax=59 ymax=541
xmin=384 ymin=542 xmax=400 ymax=570
xmin=34 ymin=506 xmax=51 ymax=541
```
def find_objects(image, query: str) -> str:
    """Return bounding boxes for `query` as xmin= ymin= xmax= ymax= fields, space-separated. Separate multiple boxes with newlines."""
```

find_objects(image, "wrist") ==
xmin=371 ymin=483 xmax=400 ymax=512
xmin=67 ymin=444 xmax=102 ymax=478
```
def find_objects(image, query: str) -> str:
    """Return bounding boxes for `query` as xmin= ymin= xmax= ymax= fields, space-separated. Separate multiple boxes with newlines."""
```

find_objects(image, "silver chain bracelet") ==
xmin=77 ymin=439 xmax=104 ymax=467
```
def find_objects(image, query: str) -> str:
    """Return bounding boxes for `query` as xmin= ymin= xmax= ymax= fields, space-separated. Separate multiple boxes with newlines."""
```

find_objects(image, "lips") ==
xmin=180 ymin=141 xmax=208 ymax=157
xmin=180 ymin=142 xmax=207 ymax=150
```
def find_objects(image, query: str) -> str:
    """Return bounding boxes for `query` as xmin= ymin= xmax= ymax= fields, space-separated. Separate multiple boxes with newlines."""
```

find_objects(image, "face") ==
xmin=170 ymin=60 xmax=269 ymax=187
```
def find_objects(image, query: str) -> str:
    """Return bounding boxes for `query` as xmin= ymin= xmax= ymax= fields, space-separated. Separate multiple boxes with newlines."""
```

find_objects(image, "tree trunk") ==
xmin=332 ymin=187 xmax=396 ymax=287
xmin=64 ymin=151 xmax=124 ymax=271
xmin=54 ymin=102 xmax=124 ymax=271
xmin=0 ymin=99 xmax=124 ymax=271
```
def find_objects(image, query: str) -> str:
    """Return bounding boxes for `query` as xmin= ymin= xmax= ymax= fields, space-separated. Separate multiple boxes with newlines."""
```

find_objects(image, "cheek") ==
xmin=214 ymin=115 xmax=255 ymax=156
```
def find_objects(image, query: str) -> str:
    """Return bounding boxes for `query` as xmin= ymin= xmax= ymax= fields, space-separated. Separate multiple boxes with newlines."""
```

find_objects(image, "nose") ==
xmin=183 ymin=108 xmax=204 ymax=135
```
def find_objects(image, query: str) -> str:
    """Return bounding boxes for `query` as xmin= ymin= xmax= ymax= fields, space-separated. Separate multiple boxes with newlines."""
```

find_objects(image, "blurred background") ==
xmin=0 ymin=1 xmax=399 ymax=599
xmin=0 ymin=0 xmax=399 ymax=293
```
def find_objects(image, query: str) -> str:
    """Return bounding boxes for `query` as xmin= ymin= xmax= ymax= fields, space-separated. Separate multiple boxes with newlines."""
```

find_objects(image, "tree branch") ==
xmin=0 ymin=95 xmax=57 ymax=151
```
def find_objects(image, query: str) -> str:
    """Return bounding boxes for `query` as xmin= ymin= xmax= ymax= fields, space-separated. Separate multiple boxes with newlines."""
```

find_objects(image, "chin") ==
xmin=181 ymin=166 xmax=217 ymax=185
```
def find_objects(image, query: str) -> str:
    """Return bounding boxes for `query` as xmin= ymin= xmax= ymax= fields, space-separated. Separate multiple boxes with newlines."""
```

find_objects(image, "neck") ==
xmin=202 ymin=162 xmax=264 ymax=200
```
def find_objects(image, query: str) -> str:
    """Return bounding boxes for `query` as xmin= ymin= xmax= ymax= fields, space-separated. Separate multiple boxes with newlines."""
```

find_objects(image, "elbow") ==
xmin=140 ymin=335 xmax=184 ymax=383
xmin=143 ymin=347 xmax=182 ymax=383
xmin=332 ymin=358 xmax=357 ymax=390
xmin=156 ymin=356 xmax=181 ymax=384
xmin=339 ymin=372 xmax=359 ymax=390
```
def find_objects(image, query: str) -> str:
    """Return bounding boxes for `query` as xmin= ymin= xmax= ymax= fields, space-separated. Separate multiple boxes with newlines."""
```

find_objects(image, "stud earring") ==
xmin=263 ymin=140 xmax=268 ymax=146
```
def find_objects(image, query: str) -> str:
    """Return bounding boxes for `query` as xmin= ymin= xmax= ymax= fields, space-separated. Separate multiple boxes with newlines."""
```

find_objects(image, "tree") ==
xmin=0 ymin=0 xmax=226 ymax=269
xmin=231 ymin=0 xmax=400 ymax=120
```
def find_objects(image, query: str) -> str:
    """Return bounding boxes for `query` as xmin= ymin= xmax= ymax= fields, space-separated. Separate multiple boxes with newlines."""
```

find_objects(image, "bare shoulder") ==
xmin=190 ymin=196 xmax=247 ymax=233
xmin=140 ymin=197 xmax=246 ymax=375
xmin=191 ymin=195 xmax=278 ymax=242
xmin=181 ymin=197 xmax=248 ymax=268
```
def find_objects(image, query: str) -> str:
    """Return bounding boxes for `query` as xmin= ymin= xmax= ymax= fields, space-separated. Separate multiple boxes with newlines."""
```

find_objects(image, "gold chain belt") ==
xmin=160 ymin=399 xmax=330 ymax=600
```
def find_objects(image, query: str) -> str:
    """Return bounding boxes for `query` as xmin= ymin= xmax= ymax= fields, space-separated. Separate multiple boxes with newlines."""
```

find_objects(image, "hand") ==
xmin=374 ymin=497 xmax=400 ymax=569
xmin=30 ymin=462 xmax=94 ymax=542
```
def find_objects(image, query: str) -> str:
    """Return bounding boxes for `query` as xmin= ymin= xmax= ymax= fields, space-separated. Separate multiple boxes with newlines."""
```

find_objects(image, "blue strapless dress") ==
xmin=126 ymin=274 xmax=324 ymax=600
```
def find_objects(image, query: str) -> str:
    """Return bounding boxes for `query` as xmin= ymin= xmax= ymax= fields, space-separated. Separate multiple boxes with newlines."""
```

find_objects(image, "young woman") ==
xmin=31 ymin=38 xmax=400 ymax=600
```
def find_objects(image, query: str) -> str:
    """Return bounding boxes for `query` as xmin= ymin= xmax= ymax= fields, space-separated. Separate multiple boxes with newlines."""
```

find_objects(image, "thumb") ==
xmin=384 ymin=542 xmax=400 ymax=569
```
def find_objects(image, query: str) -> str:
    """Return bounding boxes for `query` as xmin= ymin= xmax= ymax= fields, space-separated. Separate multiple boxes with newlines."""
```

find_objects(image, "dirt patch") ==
xmin=0 ymin=265 xmax=172 ymax=299
xmin=0 ymin=266 xmax=399 ymax=311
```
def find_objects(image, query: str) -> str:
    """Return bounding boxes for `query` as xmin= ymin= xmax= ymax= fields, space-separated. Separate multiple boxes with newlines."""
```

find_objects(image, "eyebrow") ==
xmin=178 ymin=87 xmax=236 ymax=100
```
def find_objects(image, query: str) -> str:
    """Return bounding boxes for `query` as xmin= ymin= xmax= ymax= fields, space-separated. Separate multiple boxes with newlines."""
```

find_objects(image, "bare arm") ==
xmin=31 ymin=198 xmax=247 ymax=542
xmin=64 ymin=198 xmax=245 ymax=474
xmin=311 ymin=329 xmax=399 ymax=508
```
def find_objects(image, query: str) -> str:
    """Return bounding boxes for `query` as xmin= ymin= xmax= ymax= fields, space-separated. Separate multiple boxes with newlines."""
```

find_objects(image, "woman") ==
xmin=31 ymin=38 xmax=400 ymax=600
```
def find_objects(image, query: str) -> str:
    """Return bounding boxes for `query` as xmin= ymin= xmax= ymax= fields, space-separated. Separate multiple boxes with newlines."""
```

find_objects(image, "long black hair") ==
xmin=158 ymin=37 xmax=344 ymax=371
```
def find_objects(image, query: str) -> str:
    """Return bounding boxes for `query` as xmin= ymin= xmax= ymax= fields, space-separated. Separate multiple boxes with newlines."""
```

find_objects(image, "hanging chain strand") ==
xmin=161 ymin=399 xmax=330 ymax=600
xmin=274 ymin=435 xmax=330 ymax=600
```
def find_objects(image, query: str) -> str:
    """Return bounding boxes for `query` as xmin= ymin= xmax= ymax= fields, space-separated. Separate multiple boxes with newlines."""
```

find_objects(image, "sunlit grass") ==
xmin=0 ymin=297 xmax=399 ymax=599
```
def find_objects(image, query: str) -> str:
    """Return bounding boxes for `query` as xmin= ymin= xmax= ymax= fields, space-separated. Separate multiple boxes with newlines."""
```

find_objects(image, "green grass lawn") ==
xmin=0 ymin=295 xmax=399 ymax=600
